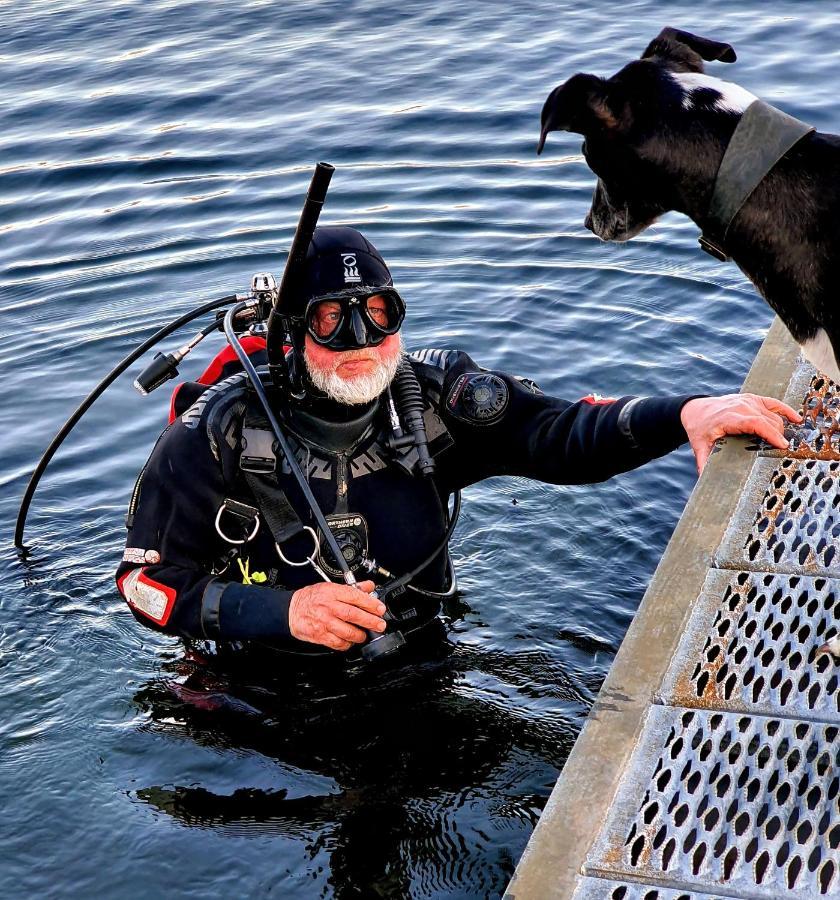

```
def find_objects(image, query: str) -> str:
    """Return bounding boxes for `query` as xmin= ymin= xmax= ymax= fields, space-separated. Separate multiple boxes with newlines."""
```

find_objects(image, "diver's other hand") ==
xmin=680 ymin=393 xmax=802 ymax=475
xmin=288 ymin=580 xmax=386 ymax=651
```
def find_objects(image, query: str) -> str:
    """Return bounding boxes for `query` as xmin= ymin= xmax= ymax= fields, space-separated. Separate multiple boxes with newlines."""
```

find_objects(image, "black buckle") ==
xmin=221 ymin=498 xmax=259 ymax=522
xmin=698 ymin=234 xmax=730 ymax=262
xmin=240 ymin=426 xmax=277 ymax=474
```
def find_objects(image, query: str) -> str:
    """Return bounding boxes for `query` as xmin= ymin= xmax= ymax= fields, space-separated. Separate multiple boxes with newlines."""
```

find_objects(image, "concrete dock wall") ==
xmin=507 ymin=317 xmax=839 ymax=899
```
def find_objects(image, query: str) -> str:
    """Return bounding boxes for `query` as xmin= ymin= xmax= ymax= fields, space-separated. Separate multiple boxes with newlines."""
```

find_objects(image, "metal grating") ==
xmin=716 ymin=458 xmax=840 ymax=577
xmin=588 ymin=706 xmax=840 ymax=898
xmin=550 ymin=359 xmax=840 ymax=900
xmin=572 ymin=877 xmax=729 ymax=899
xmin=778 ymin=373 xmax=840 ymax=461
xmin=661 ymin=570 xmax=840 ymax=723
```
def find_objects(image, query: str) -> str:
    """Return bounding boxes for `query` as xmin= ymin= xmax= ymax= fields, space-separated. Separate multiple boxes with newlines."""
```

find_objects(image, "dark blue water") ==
xmin=2 ymin=2 xmax=834 ymax=896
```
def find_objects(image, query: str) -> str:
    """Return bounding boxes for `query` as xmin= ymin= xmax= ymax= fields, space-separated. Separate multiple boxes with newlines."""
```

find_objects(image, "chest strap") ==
xmin=239 ymin=404 xmax=305 ymax=545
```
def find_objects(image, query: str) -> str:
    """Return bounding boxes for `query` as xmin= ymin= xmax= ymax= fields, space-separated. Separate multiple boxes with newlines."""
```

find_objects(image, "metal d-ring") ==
xmin=214 ymin=503 xmax=260 ymax=545
xmin=276 ymin=526 xmax=331 ymax=582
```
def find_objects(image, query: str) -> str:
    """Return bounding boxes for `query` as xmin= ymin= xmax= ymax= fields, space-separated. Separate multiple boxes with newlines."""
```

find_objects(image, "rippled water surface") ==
xmin=2 ymin=2 xmax=836 ymax=896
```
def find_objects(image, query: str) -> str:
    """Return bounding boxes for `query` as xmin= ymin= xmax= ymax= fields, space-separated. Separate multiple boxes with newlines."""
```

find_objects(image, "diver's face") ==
xmin=305 ymin=331 xmax=401 ymax=377
xmin=303 ymin=320 xmax=402 ymax=405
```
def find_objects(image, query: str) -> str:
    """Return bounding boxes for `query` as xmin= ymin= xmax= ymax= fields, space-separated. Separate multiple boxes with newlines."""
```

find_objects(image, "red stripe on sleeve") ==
xmin=580 ymin=394 xmax=617 ymax=406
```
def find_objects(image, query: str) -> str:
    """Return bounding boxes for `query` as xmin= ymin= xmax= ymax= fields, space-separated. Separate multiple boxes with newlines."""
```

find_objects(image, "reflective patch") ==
xmin=119 ymin=568 xmax=176 ymax=626
xmin=446 ymin=372 xmax=509 ymax=425
xmin=122 ymin=547 xmax=161 ymax=565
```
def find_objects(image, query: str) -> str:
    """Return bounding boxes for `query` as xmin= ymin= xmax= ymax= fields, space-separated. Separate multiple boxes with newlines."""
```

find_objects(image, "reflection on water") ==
xmin=2 ymin=0 xmax=826 ymax=895
xmin=132 ymin=625 xmax=572 ymax=897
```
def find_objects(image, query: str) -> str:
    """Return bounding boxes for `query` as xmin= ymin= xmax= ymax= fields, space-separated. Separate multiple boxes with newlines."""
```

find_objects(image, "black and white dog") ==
xmin=538 ymin=28 xmax=840 ymax=382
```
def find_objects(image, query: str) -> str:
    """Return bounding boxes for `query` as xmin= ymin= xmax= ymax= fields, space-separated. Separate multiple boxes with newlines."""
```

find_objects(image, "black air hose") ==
xmin=15 ymin=292 xmax=240 ymax=550
xmin=393 ymin=359 xmax=435 ymax=477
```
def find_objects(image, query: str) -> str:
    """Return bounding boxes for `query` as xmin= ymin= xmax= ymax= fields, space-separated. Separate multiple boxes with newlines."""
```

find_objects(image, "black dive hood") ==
xmin=287 ymin=226 xmax=394 ymax=317
xmin=268 ymin=225 xmax=397 ymax=396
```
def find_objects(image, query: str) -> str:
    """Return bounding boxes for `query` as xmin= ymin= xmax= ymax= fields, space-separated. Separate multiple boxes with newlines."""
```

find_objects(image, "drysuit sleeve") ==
xmin=433 ymin=352 xmax=699 ymax=488
xmin=115 ymin=418 xmax=294 ymax=642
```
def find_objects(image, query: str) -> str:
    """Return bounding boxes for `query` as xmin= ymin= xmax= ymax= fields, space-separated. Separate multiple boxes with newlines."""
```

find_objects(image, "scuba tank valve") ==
xmin=133 ymin=273 xmax=278 ymax=395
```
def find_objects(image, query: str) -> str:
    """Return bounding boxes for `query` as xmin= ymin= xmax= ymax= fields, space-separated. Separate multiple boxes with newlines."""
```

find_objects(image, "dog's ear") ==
xmin=537 ymin=74 xmax=623 ymax=154
xmin=642 ymin=27 xmax=736 ymax=73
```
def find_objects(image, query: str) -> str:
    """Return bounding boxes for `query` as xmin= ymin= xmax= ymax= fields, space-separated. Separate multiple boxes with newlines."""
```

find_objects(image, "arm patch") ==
xmin=118 ymin=567 xmax=177 ymax=626
xmin=446 ymin=373 xmax=509 ymax=425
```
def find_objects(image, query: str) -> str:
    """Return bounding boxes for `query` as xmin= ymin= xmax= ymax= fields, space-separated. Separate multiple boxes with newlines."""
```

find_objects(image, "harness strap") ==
xmin=242 ymin=470 xmax=304 ymax=544
xmin=700 ymin=99 xmax=814 ymax=261
xmin=238 ymin=398 xmax=306 ymax=546
xmin=240 ymin=425 xmax=277 ymax=474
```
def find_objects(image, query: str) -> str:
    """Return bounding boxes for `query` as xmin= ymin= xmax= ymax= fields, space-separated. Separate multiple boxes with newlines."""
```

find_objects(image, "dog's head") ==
xmin=539 ymin=28 xmax=751 ymax=241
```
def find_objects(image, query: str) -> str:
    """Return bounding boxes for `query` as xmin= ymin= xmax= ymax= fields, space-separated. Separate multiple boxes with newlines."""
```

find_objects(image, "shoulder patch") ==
xmin=446 ymin=372 xmax=509 ymax=425
xmin=118 ymin=567 xmax=176 ymax=626
xmin=409 ymin=348 xmax=455 ymax=370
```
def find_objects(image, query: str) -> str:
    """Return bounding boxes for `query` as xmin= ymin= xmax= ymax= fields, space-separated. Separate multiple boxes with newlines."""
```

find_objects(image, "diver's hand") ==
xmin=680 ymin=393 xmax=802 ymax=475
xmin=288 ymin=580 xmax=387 ymax=651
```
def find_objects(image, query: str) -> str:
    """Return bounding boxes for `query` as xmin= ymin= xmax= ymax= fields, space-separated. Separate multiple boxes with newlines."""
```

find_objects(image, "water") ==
xmin=1 ymin=2 xmax=833 ymax=896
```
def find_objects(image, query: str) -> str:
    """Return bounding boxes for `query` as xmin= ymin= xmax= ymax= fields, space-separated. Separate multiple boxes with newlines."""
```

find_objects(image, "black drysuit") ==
xmin=116 ymin=348 xmax=695 ymax=652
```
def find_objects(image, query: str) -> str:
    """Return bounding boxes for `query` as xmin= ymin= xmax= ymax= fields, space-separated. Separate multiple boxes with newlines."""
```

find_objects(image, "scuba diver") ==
xmin=114 ymin=222 xmax=801 ymax=660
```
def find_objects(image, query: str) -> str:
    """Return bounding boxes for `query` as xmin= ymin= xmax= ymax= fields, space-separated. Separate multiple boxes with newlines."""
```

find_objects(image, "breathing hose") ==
xmin=391 ymin=358 xmax=435 ymax=477
xmin=14 ymin=292 xmax=241 ymax=549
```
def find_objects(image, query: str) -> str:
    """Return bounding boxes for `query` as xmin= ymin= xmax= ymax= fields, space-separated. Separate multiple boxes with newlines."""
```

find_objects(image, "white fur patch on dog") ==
xmin=672 ymin=72 xmax=756 ymax=114
xmin=801 ymin=328 xmax=840 ymax=383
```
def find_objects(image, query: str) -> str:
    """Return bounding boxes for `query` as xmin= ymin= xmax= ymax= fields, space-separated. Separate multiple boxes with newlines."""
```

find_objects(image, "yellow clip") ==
xmin=251 ymin=571 xmax=267 ymax=583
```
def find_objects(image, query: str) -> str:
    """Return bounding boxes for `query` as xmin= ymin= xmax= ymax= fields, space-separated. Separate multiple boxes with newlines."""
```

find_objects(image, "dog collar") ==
xmin=699 ymin=99 xmax=814 ymax=262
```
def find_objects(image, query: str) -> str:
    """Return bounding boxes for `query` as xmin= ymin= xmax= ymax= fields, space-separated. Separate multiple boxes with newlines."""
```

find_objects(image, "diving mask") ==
xmin=300 ymin=287 xmax=405 ymax=350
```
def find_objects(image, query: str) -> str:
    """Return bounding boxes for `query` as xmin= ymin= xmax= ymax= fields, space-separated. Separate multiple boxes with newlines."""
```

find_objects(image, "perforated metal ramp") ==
xmin=507 ymin=326 xmax=840 ymax=899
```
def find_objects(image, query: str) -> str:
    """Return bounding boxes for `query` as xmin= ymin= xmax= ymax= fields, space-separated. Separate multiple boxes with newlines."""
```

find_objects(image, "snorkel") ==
xmin=266 ymin=162 xmax=334 ymax=397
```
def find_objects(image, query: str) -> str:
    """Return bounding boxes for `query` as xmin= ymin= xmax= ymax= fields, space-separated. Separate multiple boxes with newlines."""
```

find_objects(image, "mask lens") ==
xmin=365 ymin=291 xmax=403 ymax=334
xmin=308 ymin=301 xmax=344 ymax=340
xmin=305 ymin=289 xmax=405 ymax=347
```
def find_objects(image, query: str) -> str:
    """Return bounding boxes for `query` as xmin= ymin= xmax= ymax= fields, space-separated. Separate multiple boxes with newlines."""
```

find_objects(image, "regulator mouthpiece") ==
xmin=360 ymin=629 xmax=407 ymax=661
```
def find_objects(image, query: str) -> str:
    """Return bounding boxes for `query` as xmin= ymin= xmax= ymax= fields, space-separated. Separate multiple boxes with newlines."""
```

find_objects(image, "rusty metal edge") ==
xmin=505 ymin=317 xmax=801 ymax=900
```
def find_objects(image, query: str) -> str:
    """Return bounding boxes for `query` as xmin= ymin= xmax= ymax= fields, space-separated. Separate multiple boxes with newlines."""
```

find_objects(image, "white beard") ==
xmin=305 ymin=346 xmax=403 ymax=405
